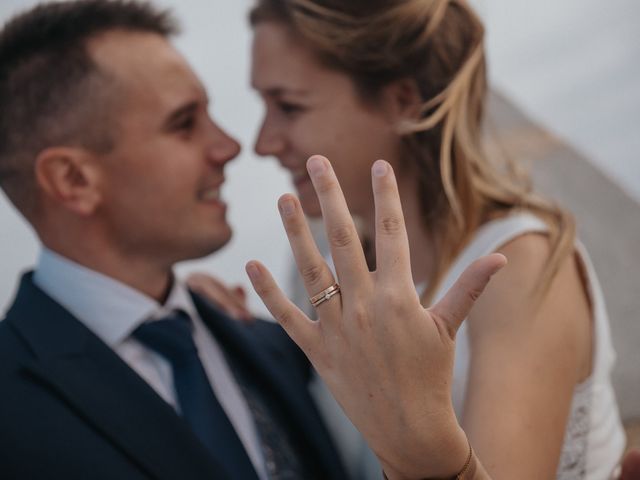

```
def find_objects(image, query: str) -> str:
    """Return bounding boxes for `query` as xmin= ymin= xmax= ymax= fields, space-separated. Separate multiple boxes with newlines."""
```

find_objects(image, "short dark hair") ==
xmin=0 ymin=0 xmax=179 ymax=217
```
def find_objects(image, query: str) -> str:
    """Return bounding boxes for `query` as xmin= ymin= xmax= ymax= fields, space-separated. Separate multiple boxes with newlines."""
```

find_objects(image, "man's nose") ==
xmin=207 ymin=124 xmax=241 ymax=165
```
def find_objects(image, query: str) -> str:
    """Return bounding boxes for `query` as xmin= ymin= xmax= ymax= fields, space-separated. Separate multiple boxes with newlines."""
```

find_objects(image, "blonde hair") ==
xmin=251 ymin=0 xmax=575 ymax=301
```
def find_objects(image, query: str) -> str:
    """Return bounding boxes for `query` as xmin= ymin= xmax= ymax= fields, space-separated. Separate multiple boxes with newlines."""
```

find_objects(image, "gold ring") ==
xmin=309 ymin=283 xmax=341 ymax=308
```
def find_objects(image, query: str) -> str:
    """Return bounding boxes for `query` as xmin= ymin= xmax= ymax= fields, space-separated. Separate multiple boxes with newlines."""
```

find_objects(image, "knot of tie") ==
xmin=133 ymin=310 xmax=198 ymax=365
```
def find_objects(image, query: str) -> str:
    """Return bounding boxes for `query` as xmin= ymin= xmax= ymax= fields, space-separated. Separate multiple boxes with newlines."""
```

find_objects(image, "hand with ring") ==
xmin=246 ymin=155 xmax=505 ymax=480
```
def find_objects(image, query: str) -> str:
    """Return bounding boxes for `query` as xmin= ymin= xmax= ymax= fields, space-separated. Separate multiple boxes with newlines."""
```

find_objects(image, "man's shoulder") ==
xmin=0 ymin=317 xmax=12 ymax=347
xmin=0 ymin=273 xmax=51 ymax=365
xmin=0 ymin=315 xmax=21 ymax=348
xmin=0 ymin=317 xmax=31 ymax=376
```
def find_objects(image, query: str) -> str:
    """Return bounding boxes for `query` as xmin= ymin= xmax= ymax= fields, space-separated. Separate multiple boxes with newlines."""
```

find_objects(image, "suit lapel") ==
xmin=7 ymin=275 xmax=228 ymax=480
xmin=192 ymin=293 xmax=349 ymax=480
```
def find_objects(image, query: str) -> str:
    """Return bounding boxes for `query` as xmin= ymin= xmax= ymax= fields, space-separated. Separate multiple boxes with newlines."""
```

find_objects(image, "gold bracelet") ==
xmin=455 ymin=438 xmax=474 ymax=479
xmin=381 ymin=438 xmax=474 ymax=480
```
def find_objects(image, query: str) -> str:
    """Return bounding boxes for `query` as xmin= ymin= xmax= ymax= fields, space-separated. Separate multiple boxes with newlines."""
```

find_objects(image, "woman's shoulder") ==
xmin=466 ymin=216 xmax=592 ymax=376
xmin=467 ymin=231 xmax=564 ymax=327
xmin=435 ymin=212 xmax=549 ymax=298
xmin=492 ymin=228 xmax=554 ymax=290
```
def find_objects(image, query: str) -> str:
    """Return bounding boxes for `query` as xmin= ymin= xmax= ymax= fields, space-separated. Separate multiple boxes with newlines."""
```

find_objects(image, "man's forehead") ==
xmin=87 ymin=30 xmax=205 ymax=102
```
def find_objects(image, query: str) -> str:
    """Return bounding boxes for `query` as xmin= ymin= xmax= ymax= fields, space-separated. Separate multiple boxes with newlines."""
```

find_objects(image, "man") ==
xmin=0 ymin=2 xmax=347 ymax=478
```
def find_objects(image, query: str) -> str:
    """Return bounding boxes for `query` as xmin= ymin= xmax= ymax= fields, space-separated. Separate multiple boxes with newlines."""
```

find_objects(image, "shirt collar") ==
xmin=33 ymin=247 xmax=197 ymax=348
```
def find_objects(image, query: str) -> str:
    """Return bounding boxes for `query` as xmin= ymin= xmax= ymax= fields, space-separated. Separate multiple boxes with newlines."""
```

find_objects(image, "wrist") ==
xmin=382 ymin=425 xmax=472 ymax=480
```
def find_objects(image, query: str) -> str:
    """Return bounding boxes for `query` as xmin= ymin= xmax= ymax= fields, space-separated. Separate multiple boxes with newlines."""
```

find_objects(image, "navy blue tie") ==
xmin=133 ymin=311 xmax=258 ymax=479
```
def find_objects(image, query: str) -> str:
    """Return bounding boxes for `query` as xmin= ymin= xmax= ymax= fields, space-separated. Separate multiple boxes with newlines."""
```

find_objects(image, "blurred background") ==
xmin=1 ymin=0 xmax=638 ymax=415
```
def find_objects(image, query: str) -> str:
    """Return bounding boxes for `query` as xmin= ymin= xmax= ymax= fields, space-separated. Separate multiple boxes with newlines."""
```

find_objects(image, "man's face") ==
xmin=88 ymin=31 xmax=240 ymax=266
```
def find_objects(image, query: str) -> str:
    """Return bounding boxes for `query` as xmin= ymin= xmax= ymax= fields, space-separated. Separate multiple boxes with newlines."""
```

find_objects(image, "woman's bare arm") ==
xmin=462 ymin=233 xmax=592 ymax=479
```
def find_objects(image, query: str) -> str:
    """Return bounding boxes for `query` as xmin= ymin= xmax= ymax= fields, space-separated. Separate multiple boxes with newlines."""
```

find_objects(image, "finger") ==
xmin=246 ymin=260 xmax=318 ymax=354
xmin=371 ymin=160 xmax=413 ymax=286
xmin=233 ymin=286 xmax=247 ymax=303
xmin=278 ymin=194 xmax=339 ymax=315
xmin=429 ymin=254 xmax=507 ymax=337
xmin=222 ymin=284 xmax=252 ymax=321
xmin=307 ymin=155 xmax=368 ymax=291
xmin=230 ymin=286 xmax=254 ymax=322
xmin=187 ymin=273 xmax=251 ymax=320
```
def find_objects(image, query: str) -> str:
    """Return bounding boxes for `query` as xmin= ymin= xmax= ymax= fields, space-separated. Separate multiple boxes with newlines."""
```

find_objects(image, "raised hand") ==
xmin=246 ymin=155 xmax=505 ymax=480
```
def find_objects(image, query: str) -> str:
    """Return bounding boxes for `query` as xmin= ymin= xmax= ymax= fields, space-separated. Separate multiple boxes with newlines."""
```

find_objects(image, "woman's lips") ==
xmin=292 ymin=171 xmax=312 ymax=188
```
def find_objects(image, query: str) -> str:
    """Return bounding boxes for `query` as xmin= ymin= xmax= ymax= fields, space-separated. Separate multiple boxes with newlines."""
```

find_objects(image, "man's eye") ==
xmin=175 ymin=116 xmax=196 ymax=132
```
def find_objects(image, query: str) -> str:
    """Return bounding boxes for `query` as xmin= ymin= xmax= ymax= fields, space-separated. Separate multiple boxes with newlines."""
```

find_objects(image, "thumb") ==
xmin=429 ymin=254 xmax=507 ymax=337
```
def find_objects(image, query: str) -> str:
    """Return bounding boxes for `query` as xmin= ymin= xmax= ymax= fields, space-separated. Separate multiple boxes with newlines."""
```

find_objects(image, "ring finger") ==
xmin=278 ymin=194 xmax=342 ymax=317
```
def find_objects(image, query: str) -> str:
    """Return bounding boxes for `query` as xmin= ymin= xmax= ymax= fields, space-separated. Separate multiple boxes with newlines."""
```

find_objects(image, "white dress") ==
xmin=430 ymin=213 xmax=626 ymax=480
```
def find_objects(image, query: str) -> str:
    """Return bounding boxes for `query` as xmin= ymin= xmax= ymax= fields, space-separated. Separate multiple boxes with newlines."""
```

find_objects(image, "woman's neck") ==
xmin=362 ymin=173 xmax=436 ymax=289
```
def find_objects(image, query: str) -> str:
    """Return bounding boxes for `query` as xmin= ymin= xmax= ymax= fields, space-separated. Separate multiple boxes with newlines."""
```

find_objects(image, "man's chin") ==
xmin=180 ymin=227 xmax=233 ymax=262
xmin=204 ymin=227 xmax=233 ymax=255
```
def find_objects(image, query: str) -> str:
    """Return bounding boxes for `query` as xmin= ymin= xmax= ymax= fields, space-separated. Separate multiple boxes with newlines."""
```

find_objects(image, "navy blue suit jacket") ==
xmin=0 ymin=273 xmax=348 ymax=480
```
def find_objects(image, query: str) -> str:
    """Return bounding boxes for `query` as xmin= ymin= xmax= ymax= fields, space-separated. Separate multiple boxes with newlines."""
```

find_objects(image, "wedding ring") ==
xmin=309 ymin=283 xmax=341 ymax=308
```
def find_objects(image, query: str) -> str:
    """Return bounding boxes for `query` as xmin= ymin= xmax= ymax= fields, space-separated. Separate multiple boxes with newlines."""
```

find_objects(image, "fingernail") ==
xmin=279 ymin=198 xmax=295 ymax=216
xmin=307 ymin=156 xmax=326 ymax=177
xmin=246 ymin=262 xmax=261 ymax=281
xmin=372 ymin=160 xmax=388 ymax=177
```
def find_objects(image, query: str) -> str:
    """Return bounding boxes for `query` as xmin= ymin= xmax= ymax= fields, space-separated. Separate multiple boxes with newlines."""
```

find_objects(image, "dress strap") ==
xmin=432 ymin=212 xmax=616 ymax=380
xmin=433 ymin=213 xmax=548 ymax=304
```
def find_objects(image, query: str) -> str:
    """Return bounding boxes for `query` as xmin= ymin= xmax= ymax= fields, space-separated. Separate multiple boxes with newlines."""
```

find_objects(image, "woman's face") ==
xmin=251 ymin=22 xmax=405 ymax=218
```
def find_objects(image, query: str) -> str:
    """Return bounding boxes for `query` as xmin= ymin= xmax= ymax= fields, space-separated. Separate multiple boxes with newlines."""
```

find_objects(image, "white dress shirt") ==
xmin=33 ymin=248 xmax=268 ymax=480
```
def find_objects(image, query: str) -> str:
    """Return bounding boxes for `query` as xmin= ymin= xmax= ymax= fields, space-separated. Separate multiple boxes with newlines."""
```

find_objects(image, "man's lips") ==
xmin=198 ymin=184 xmax=224 ymax=203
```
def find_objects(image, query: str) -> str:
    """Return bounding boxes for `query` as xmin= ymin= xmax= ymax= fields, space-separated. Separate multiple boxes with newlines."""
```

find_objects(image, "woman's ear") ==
xmin=382 ymin=77 xmax=423 ymax=124
xmin=34 ymin=147 xmax=103 ymax=216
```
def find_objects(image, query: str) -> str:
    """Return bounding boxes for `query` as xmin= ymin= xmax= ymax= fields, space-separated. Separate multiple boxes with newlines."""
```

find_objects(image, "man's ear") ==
xmin=34 ymin=147 xmax=103 ymax=216
xmin=381 ymin=77 xmax=423 ymax=126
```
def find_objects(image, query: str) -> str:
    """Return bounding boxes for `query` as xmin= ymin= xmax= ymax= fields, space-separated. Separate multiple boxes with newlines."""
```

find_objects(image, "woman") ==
xmin=245 ymin=0 xmax=625 ymax=478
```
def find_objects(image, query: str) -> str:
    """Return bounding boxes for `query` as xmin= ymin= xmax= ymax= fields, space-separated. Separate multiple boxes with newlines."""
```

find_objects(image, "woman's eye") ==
xmin=278 ymin=102 xmax=304 ymax=115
